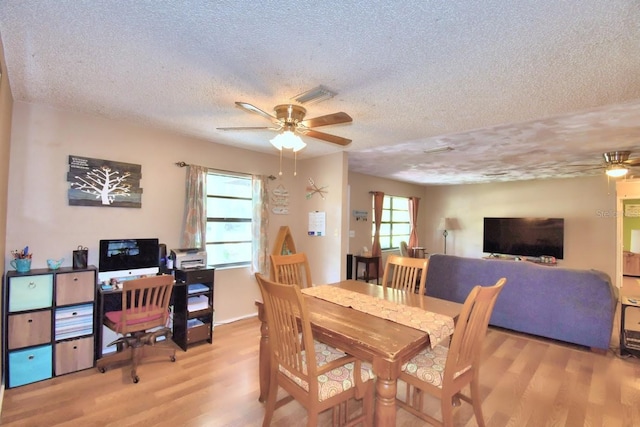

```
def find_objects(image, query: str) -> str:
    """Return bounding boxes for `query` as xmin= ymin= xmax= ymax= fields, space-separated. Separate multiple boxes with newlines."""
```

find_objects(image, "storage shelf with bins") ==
xmin=172 ymin=268 xmax=215 ymax=351
xmin=4 ymin=266 xmax=97 ymax=388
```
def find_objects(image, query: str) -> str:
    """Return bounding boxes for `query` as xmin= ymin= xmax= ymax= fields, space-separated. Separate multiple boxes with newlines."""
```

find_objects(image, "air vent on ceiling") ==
xmin=292 ymin=85 xmax=337 ymax=105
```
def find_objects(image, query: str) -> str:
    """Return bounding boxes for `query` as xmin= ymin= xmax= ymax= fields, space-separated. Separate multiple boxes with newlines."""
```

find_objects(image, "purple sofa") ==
xmin=425 ymin=254 xmax=616 ymax=351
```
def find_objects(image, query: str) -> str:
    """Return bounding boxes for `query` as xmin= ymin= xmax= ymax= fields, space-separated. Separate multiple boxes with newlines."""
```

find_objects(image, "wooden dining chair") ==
xmin=396 ymin=277 xmax=507 ymax=427
xmin=381 ymin=254 xmax=429 ymax=295
xmin=270 ymin=252 xmax=313 ymax=288
xmin=255 ymin=273 xmax=374 ymax=427
xmin=96 ymin=275 xmax=176 ymax=384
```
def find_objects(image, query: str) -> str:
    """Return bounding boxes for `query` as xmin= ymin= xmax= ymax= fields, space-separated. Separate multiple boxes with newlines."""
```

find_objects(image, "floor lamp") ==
xmin=438 ymin=218 xmax=456 ymax=254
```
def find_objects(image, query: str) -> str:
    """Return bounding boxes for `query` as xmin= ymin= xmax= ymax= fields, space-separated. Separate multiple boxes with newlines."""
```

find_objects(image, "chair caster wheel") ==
xmin=98 ymin=367 xmax=106 ymax=373
xmin=170 ymin=356 xmax=176 ymax=362
xmin=133 ymin=376 xmax=139 ymax=383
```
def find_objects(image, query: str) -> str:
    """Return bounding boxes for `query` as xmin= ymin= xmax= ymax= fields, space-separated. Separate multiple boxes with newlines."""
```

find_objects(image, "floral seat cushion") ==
xmin=401 ymin=344 xmax=471 ymax=388
xmin=279 ymin=341 xmax=374 ymax=402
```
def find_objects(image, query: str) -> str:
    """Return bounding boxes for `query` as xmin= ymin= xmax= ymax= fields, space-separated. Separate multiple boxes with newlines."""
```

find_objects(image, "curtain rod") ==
xmin=175 ymin=161 xmax=276 ymax=180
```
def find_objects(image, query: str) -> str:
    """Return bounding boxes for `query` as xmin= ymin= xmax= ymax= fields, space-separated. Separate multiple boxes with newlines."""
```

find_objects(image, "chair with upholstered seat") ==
xmin=396 ymin=277 xmax=507 ymax=427
xmin=270 ymin=252 xmax=313 ymax=288
xmin=96 ymin=275 xmax=176 ymax=383
xmin=255 ymin=273 xmax=374 ymax=426
xmin=381 ymin=254 xmax=429 ymax=295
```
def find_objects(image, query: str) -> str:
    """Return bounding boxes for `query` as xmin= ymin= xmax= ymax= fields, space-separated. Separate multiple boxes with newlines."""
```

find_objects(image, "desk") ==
xmin=95 ymin=268 xmax=214 ymax=360
xmin=354 ymin=255 xmax=380 ymax=285
xmin=255 ymin=280 xmax=462 ymax=426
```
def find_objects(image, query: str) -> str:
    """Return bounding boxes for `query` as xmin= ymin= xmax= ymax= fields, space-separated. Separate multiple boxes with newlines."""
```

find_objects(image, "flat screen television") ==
xmin=98 ymin=238 xmax=159 ymax=282
xmin=483 ymin=217 xmax=564 ymax=259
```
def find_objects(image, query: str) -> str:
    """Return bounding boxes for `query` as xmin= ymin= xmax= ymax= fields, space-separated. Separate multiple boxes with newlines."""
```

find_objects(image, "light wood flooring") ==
xmin=2 ymin=309 xmax=640 ymax=426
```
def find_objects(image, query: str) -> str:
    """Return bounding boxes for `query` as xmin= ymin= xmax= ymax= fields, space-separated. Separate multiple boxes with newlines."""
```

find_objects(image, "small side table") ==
xmin=620 ymin=296 xmax=640 ymax=357
xmin=354 ymin=255 xmax=380 ymax=285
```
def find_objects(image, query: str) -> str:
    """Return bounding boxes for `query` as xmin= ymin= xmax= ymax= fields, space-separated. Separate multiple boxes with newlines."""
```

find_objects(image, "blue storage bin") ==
xmin=8 ymin=345 xmax=53 ymax=387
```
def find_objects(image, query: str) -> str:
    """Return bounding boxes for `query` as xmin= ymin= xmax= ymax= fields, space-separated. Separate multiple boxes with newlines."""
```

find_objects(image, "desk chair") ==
xmin=255 ymin=273 xmax=373 ymax=427
xmin=381 ymin=254 xmax=428 ymax=295
xmin=96 ymin=275 xmax=176 ymax=383
xmin=270 ymin=252 xmax=313 ymax=288
xmin=397 ymin=277 xmax=507 ymax=427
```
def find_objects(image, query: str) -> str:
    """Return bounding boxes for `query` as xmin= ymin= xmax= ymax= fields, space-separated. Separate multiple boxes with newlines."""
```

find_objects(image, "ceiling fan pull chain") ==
xmin=294 ymin=151 xmax=298 ymax=176
xmin=279 ymin=149 xmax=283 ymax=176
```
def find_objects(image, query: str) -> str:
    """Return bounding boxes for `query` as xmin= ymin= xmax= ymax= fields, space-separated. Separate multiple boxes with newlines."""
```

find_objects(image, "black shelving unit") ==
xmin=172 ymin=268 xmax=215 ymax=351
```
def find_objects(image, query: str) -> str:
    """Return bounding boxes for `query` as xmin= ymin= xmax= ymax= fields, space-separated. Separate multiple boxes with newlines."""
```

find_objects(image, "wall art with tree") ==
xmin=67 ymin=155 xmax=143 ymax=208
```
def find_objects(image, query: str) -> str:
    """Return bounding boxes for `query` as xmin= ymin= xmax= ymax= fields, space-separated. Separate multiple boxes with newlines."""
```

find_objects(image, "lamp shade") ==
xmin=438 ymin=217 xmax=456 ymax=231
xmin=631 ymin=229 xmax=640 ymax=253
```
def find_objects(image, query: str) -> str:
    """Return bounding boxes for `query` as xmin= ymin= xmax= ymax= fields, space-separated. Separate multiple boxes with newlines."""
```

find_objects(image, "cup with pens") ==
xmin=10 ymin=246 xmax=32 ymax=273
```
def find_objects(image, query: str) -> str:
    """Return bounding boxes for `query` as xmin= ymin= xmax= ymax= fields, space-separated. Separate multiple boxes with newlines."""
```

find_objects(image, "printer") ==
xmin=170 ymin=248 xmax=207 ymax=269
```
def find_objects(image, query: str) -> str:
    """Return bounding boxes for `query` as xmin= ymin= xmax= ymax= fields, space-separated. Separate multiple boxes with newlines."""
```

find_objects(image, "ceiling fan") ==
xmin=577 ymin=151 xmax=640 ymax=177
xmin=217 ymin=102 xmax=353 ymax=146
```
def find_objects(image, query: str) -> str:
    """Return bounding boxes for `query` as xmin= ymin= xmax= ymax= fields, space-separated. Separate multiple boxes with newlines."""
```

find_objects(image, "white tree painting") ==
xmin=67 ymin=155 xmax=143 ymax=208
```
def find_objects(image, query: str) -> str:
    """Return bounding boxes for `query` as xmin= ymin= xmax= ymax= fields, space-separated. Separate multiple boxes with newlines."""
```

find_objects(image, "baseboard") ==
xmin=214 ymin=312 xmax=258 ymax=326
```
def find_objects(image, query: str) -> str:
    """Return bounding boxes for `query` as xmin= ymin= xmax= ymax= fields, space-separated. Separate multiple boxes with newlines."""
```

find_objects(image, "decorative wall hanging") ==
xmin=67 ymin=155 xmax=143 ymax=208
xmin=353 ymin=210 xmax=369 ymax=221
xmin=306 ymin=178 xmax=328 ymax=200
xmin=271 ymin=184 xmax=290 ymax=215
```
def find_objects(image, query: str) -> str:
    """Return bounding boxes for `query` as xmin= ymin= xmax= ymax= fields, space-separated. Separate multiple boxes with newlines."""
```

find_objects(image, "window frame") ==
xmin=373 ymin=195 xmax=410 ymax=251
xmin=205 ymin=171 xmax=253 ymax=268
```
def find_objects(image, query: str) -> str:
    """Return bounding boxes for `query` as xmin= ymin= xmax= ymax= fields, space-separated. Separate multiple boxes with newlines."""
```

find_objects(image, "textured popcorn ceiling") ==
xmin=1 ymin=1 xmax=640 ymax=185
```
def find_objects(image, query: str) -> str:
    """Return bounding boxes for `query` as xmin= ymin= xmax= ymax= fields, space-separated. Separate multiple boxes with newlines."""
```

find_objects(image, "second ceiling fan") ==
xmin=217 ymin=102 xmax=353 ymax=146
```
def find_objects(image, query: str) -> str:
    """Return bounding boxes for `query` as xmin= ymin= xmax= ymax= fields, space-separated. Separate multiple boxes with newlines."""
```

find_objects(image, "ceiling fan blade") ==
xmin=216 ymin=126 xmax=276 ymax=131
xmin=302 ymin=129 xmax=351 ymax=146
xmin=624 ymin=158 xmax=640 ymax=166
xmin=235 ymin=102 xmax=279 ymax=123
xmin=300 ymin=112 xmax=352 ymax=128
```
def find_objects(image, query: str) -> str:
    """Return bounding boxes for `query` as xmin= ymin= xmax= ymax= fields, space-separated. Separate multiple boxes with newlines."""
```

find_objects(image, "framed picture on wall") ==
xmin=626 ymin=204 xmax=640 ymax=217
xmin=67 ymin=155 xmax=143 ymax=208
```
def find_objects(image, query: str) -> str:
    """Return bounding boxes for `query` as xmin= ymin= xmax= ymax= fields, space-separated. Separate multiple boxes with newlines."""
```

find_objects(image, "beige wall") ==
xmin=294 ymin=152 xmax=348 ymax=284
xmin=348 ymin=172 xmax=427 ymax=256
xmin=348 ymin=172 xmax=618 ymax=282
xmin=421 ymin=177 xmax=618 ymax=280
xmin=0 ymin=30 xmax=14 ymax=405
xmin=6 ymin=102 xmax=348 ymax=324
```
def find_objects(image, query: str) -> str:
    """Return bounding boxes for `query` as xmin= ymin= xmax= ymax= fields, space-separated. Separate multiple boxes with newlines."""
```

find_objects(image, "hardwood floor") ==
xmin=2 ymin=313 xmax=640 ymax=427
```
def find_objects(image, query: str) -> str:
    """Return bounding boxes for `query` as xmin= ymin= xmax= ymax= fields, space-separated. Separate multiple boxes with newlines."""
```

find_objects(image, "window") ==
xmin=206 ymin=172 xmax=253 ymax=268
xmin=373 ymin=195 xmax=410 ymax=250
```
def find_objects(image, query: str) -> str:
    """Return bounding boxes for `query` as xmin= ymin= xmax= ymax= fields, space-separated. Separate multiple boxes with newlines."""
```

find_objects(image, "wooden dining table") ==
xmin=255 ymin=279 xmax=463 ymax=427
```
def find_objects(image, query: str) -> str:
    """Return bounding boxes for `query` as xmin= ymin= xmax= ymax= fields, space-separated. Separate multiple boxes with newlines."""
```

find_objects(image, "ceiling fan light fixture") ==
xmin=270 ymin=130 xmax=306 ymax=152
xmin=605 ymin=164 xmax=628 ymax=177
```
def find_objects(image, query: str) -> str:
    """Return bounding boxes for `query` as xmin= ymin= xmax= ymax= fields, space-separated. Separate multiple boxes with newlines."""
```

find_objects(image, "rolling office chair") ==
xmin=96 ymin=275 xmax=176 ymax=383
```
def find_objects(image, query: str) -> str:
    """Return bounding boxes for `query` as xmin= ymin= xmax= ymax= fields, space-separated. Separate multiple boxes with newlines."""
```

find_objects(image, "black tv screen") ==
xmin=483 ymin=218 xmax=564 ymax=259
xmin=99 ymin=238 xmax=159 ymax=272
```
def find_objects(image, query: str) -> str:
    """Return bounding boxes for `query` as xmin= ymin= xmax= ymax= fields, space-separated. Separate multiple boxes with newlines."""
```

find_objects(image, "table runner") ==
xmin=302 ymin=285 xmax=455 ymax=348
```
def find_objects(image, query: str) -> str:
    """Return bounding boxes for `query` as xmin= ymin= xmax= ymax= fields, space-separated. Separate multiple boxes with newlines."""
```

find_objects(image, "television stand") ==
xmin=483 ymin=254 xmax=557 ymax=266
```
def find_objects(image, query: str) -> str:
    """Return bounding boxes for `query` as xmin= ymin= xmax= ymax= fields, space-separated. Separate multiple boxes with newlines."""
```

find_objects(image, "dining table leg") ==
xmin=373 ymin=358 xmax=399 ymax=426
xmin=256 ymin=302 xmax=270 ymax=403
